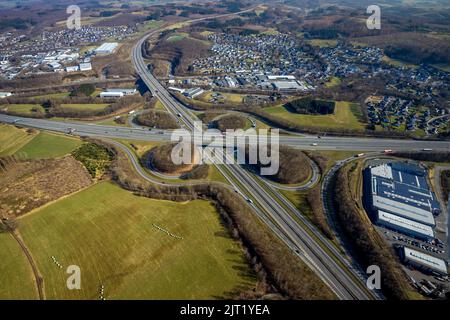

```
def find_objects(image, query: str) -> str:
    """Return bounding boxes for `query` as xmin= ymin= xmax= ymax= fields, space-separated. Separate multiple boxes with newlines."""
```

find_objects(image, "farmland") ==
xmin=0 ymin=124 xmax=37 ymax=156
xmin=15 ymin=182 xmax=256 ymax=299
xmin=0 ymin=104 xmax=45 ymax=116
xmin=15 ymin=132 xmax=83 ymax=160
xmin=0 ymin=233 xmax=38 ymax=300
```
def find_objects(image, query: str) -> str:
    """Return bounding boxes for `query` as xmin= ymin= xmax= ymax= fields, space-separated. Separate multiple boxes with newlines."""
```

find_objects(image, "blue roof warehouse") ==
xmin=364 ymin=162 xmax=441 ymax=240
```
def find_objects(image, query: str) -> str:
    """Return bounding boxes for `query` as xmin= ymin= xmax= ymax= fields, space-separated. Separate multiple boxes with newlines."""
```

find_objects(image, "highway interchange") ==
xmin=131 ymin=19 xmax=382 ymax=300
xmin=1 ymin=8 xmax=449 ymax=301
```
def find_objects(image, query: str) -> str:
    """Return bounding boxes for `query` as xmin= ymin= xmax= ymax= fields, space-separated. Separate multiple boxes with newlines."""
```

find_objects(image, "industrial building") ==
xmin=100 ymin=91 xmax=123 ymax=98
xmin=365 ymin=162 xmax=439 ymax=229
xmin=272 ymin=80 xmax=303 ymax=91
xmin=94 ymin=42 xmax=118 ymax=55
xmin=267 ymin=75 xmax=296 ymax=81
xmin=183 ymin=87 xmax=204 ymax=99
xmin=79 ymin=63 xmax=92 ymax=72
xmin=377 ymin=210 xmax=434 ymax=241
xmin=100 ymin=88 xmax=136 ymax=98
xmin=401 ymin=247 xmax=447 ymax=275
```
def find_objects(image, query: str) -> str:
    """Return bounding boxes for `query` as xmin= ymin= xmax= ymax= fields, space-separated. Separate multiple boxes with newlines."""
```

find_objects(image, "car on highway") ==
xmin=11 ymin=119 xmax=20 ymax=124
xmin=311 ymin=143 xmax=318 ymax=146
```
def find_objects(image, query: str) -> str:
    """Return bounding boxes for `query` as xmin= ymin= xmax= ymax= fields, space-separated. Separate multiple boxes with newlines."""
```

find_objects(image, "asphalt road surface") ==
xmin=1 ymin=114 xmax=449 ymax=152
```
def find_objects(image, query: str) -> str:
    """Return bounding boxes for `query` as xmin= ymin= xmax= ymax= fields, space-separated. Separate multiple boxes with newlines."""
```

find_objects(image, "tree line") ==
xmin=285 ymin=96 xmax=335 ymax=115
xmin=334 ymin=161 xmax=416 ymax=300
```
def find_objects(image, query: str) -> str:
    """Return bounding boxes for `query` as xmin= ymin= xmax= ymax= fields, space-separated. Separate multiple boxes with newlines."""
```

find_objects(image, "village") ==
xmin=185 ymin=33 xmax=449 ymax=104
xmin=0 ymin=25 xmax=135 ymax=80
xmin=366 ymin=95 xmax=449 ymax=136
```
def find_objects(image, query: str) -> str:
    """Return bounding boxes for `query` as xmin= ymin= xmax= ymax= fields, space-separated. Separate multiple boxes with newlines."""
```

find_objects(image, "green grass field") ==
xmin=137 ymin=19 xmax=165 ymax=34
xmin=307 ymin=39 xmax=338 ymax=48
xmin=15 ymin=132 xmax=83 ymax=159
xmin=95 ymin=117 xmax=130 ymax=127
xmin=324 ymin=77 xmax=342 ymax=88
xmin=167 ymin=33 xmax=188 ymax=42
xmin=382 ymin=55 xmax=418 ymax=69
xmin=154 ymin=100 xmax=166 ymax=110
xmin=31 ymin=92 xmax=70 ymax=99
xmin=0 ymin=104 xmax=45 ymax=115
xmin=16 ymin=182 xmax=255 ymax=299
xmin=60 ymin=104 xmax=110 ymax=111
xmin=265 ymin=101 xmax=366 ymax=131
xmin=0 ymin=124 xmax=37 ymax=156
xmin=199 ymin=92 xmax=245 ymax=104
xmin=0 ymin=233 xmax=38 ymax=300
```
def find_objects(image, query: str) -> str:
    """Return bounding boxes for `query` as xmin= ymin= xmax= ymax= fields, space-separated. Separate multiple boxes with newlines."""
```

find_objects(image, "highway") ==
xmin=1 ymin=113 xmax=449 ymax=152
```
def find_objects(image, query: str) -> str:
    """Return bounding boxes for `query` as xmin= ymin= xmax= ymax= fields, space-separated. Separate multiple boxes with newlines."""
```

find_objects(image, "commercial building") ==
xmin=94 ymin=42 xmax=118 ymax=55
xmin=106 ymin=88 xmax=136 ymax=96
xmin=267 ymin=75 xmax=296 ymax=81
xmin=365 ymin=162 xmax=439 ymax=227
xmin=272 ymin=80 xmax=303 ymax=91
xmin=377 ymin=210 xmax=434 ymax=241
xmin=100 ymin=88 xmax=137 ymax=98
xmin=100 ymin=91 xmax=123 ymax=98
xmin=401 ymin=246 xmax=447 ymax=275
xmin=47 ymin=61 xmax=62 ymax=72
xmin=183 ymin=87 xmax=204 ymax=99
xmin=79 ymin=63 xmax=92 ymax=72
xmin=65 ymin=66 xmax=79 ymax=73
